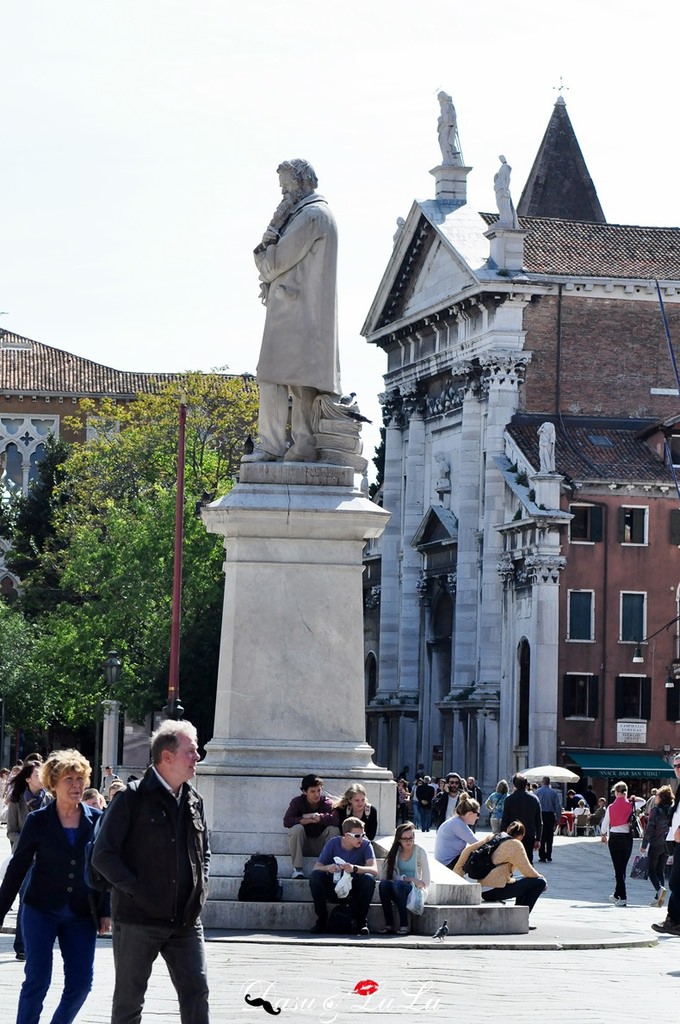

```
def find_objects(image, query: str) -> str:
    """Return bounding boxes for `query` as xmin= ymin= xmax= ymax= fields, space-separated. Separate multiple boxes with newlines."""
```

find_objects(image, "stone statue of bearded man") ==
xmin=244 ymin=159 xmax=341 ymax=464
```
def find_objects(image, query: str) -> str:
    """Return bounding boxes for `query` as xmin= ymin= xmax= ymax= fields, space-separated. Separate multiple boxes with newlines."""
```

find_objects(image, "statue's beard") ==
xmin=267 ymin=184 xmax=312 ymax=235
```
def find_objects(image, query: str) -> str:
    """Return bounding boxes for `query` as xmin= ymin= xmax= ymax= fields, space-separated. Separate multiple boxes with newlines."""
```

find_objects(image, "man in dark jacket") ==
xmin=415 ymin=776 xmax=435 ymax=832
xmin=92 ymin=720 xmax=210 ymax=1024
xmin=500 ymin=773 xmax=542 ymax=863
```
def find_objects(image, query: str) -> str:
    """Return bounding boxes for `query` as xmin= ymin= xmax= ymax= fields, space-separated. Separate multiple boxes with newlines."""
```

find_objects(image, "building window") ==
xmin=618 ymin=506 xmax=648 ymax=545
xmin=569 ymin=504 xmax=603 ymax=543
xmin=563 ymin=673 xmax=598 ymax=718
xmin=0 ymin=415 xmax=58 ymax=496
xmin=670 ymin=435 xmax=680 ymax=469
xmin=620 ymin=592 xmax=645 ymax=643
xmin=568 ymin=591 xmax=594 ymax=641
xmin=615 ymin=675 xmax=651 ymax=720
xmin=666 ymin=682 xmax=680 ymax=723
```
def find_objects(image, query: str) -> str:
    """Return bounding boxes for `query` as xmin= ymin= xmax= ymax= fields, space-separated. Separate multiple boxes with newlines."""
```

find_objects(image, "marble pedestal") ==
xmin=198 ymin=462 xmax=394 ymax=845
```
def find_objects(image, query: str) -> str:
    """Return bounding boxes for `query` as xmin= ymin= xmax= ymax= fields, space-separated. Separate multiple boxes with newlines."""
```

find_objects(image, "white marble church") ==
xmin=362 ymin=96 xmax=680 ymax=796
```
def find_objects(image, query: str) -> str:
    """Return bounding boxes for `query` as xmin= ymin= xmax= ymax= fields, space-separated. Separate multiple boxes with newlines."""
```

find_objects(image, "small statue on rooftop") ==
xmin=437 ymin=92 xmax=462 ymax=167
xmin=538 ymin=421 xmax=556 ymax=473
xmin=494 ymin=155 xmax=520 ymax=229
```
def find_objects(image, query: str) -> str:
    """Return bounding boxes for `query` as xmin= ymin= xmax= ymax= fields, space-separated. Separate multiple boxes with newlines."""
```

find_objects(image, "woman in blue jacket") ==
xmin=0 ymin=749 xmax=110 ymax=1024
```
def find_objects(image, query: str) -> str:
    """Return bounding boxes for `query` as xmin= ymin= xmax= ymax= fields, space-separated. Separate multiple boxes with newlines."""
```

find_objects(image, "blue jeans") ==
xmin=111 ymin=919 xmax=209 ymax=1024
xmin=419 ymin=807 xmax=432 ymax=832
xmin=14 ymin=871 xmax=31 ymax=956
xmin=379 ymin=879 xmax=411 ymax=928
xmin=482 ymin=876 xmax=546 ymax=913
xmin=18 ymin=902 xmax=96 ymax=1024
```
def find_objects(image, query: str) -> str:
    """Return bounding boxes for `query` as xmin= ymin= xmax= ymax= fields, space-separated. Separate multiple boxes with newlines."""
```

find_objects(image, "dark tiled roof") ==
xmin=507 ymin=414 xmax=673 ymax=485
xmin=0 ymin=332 xmax=178 ymax=397
xmin=517 ymin=98 xmax=606 ymax=223
xmin=480 ymin=213 xmax=680 ymax=279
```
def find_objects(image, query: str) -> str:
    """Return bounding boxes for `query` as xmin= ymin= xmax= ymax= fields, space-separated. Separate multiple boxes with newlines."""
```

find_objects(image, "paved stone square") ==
xmin=0 ymin=828 xmax=675 ymax=1023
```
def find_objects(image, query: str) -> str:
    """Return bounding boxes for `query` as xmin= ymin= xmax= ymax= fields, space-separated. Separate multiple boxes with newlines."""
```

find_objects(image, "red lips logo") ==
xmin=353 ymin=980 xmax=379 ymax=997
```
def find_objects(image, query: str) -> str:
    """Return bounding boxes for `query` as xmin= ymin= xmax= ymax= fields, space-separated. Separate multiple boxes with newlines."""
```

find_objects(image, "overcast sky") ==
xmin=1 ymin=1 xmax=678 ymax=465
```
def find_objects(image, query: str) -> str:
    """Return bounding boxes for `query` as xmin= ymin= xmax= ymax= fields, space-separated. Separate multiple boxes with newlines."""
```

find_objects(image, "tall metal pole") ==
xmin=166 ymin=394 xmax=186 ymax=720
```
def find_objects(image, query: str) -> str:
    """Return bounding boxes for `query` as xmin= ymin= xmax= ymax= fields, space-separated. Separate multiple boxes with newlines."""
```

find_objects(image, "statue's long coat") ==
xmin=255 ymin=193 xmax=340 ymax=395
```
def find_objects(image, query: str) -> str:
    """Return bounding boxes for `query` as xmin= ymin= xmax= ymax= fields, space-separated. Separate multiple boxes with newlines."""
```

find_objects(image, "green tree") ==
xmin=4 ymin=434 xmax=73 ymax=618
xmin=7 ymin=372 xmax=258 ymax=741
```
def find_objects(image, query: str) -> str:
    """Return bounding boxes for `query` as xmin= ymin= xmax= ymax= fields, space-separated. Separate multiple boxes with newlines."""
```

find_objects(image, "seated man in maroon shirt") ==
xmin=283 ymin=774 xmax=339 ymax=879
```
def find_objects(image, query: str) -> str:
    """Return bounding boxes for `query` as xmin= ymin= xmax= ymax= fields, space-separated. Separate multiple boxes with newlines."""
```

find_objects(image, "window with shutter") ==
xmin=670 ymin=509 xmax=680 ymax=546
xmin=620 ymin=593 xmax=645 ymax=642
xmin=568 ymin=591 xmax=594 ymax=640
xmin=563 ymin=673 xmax=598 ymax=718
xmin=615 ymin=675 xmax=650 ymax=719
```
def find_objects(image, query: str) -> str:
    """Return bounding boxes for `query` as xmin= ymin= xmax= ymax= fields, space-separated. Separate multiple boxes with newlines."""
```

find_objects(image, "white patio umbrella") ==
xmin=522 ymin=764 xmax=580 ymax=784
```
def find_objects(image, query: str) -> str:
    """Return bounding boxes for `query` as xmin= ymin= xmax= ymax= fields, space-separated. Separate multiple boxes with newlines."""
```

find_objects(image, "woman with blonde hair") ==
xmin=485 ymin=779 xmax=509 ymax=834
xmin=433 ymin=796 xmax=481 ymax=869
xmin=379 ymin=821 xmax=430 ymax=934
xmin=601 ymin=781 xmax=635 ymax=906
xmin=334 ymin=783 xmax=377 ymax=841
xmin=0 ymin=749 xmax=110 ymax=1024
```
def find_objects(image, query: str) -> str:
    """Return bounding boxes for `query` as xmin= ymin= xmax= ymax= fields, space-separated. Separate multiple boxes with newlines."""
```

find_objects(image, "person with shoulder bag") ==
xmin=640 ymin=785 xmax=673 ymax=907
xmin=600 ymin=781 xmax=635 ymax=907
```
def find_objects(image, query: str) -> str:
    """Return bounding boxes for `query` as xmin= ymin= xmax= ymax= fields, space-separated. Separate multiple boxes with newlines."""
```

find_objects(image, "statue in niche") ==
xmin=244 ymin=158 xmax=340 ymax=463
xmin=538 ymin=421 xmax=556 ymax=473
xmin=437 ymin=92 xmax=462 ymax=166
xmin=434 ymin=451 xmax=451 ymax=502
xmin=494 ymin=155 xmax=520 ymax=229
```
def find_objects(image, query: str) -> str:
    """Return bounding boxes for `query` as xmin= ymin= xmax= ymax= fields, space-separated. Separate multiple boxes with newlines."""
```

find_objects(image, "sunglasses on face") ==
xmin=348 ymin=832 xmax=365 ymax=839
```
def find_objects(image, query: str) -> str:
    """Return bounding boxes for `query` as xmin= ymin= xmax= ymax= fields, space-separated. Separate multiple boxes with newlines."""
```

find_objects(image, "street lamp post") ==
xmin=165 ymin=394 xmax=186 ymax=721
xmin=632 ymin=613 xmax=680 ymax=667
xmin=94 ymin=650 xmax=122 ymax=786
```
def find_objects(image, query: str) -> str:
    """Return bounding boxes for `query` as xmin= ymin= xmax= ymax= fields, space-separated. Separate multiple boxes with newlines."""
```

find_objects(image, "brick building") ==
xmin=0 ymin=328 xmax=176 ymax=597
xmin=362 ymin=98 xmax=679 ymax=796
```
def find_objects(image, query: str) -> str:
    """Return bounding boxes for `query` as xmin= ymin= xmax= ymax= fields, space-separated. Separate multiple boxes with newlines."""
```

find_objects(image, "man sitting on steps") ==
xmin=283 ymin=774 xmax=339 ymax=879
xmin=309 ymin=817 xmax=378 ymax=935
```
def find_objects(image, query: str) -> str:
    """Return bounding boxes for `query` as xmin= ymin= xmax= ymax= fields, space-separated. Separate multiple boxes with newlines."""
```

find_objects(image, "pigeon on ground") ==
xmin=432 ymin=920 xmax=449 ymax=941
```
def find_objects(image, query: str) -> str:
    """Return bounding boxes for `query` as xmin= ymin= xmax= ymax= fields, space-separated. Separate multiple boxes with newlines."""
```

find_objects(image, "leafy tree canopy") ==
xmin=3 ymin=372 xmax=258 ymax=738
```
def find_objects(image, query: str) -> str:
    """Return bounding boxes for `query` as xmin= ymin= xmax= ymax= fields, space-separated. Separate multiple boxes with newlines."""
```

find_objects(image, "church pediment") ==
xmin=362 ymin=202 xmax=490 ymax=339
xmin=411 ymin=505 xmax=459 ymax=550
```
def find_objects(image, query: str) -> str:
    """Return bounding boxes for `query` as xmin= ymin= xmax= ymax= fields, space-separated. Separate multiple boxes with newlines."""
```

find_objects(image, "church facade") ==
xmin=362 ymin=98 xmax=680 ymax=796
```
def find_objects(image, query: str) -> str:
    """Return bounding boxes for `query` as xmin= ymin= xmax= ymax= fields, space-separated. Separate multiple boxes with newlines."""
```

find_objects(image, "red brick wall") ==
xmin=523 ymin=294 xmax=680 ymax=419
xmin=558 ymin=492 xmax=680 ymax=759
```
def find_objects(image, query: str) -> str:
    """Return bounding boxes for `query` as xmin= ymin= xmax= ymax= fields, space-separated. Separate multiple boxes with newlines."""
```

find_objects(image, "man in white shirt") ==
xmin=652 ymin=754 xmax=680 ymax=935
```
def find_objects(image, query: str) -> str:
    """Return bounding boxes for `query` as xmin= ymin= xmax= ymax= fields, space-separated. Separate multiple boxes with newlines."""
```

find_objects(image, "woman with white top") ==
xmin=600 ymin=781 xmax=635 ymax=906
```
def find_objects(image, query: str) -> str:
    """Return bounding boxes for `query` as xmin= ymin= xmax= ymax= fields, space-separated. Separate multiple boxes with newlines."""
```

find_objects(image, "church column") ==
xmin=396 ymin=385 xmax=426 ymax=701
xmin=526 ymin=554 xmax=565 ymax=765
xmin=452 ymin=371 xmax=483 ymax=691
xmin=477 ymin=354 xmax=528 ymax=689
xmin=374 ymin=389 xmax=405 ymax=700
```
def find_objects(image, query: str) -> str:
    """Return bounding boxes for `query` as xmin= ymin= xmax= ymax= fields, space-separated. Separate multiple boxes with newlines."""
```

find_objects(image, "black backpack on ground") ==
xmin=464 ymin=834 xmax=510 ymax=880
xmin=238 ymin=854 xmax=283 ymax=902
xmin=326 ymin=903 xmax=357 ymax=934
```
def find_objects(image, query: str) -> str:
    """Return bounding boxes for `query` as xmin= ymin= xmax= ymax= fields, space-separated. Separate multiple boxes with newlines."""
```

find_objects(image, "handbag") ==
xmin=406 ymin=883 xmax=427 ymax=916
xmin=629 ymin=812 xmax=642 ymax=840
xmin=630 ymin=853 xmax=649 ymax=879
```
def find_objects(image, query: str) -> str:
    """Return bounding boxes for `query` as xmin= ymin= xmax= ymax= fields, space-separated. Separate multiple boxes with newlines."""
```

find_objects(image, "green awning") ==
xmin=565 ymin=751 xmax=675 ymax=779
